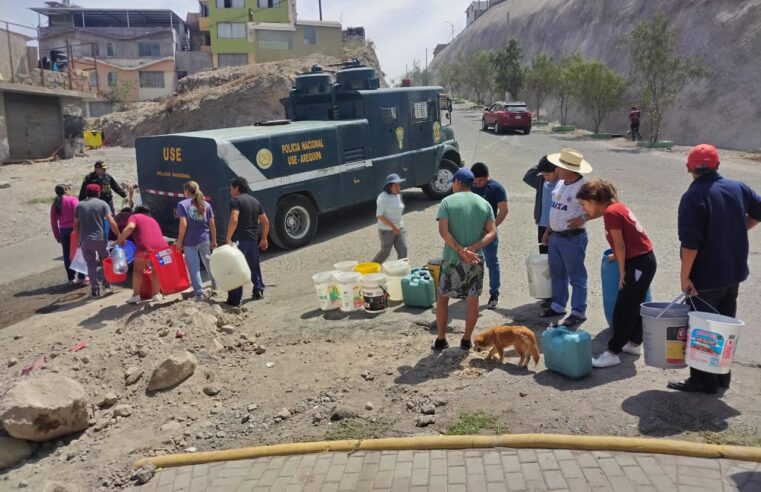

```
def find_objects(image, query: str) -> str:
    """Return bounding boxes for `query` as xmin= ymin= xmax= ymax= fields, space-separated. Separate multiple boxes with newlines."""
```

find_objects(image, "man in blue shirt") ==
xmin=471 ymin=162 xmax=508 ymax=309
xmin=669 ymin=144 xmax=761 ymax=394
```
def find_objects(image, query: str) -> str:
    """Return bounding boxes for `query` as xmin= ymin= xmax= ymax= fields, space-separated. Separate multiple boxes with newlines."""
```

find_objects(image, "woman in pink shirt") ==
xmin=50 ymin=185 xmax=86 ymax=285
xmin=116 ymin=206 xmax=169 ymax=304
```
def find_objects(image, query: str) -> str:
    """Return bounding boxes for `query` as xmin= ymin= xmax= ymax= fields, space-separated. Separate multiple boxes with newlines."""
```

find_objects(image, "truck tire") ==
xmin=270 ymin=194 xmax=318 ymax=250
xmin=422 ymin=159 xmax=460 ymax=200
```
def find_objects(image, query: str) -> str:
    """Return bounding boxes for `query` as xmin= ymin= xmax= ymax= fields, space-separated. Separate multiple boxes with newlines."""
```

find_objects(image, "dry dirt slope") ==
xmin=91 ymin=42 xmax=386 ymax=147
xmin=429 ymin=0 xmax=761 ymax=151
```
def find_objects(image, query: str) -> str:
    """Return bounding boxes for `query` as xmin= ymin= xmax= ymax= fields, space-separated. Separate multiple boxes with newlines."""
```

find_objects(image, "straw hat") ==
xmin=547 ymin=148 xmax=593 ymax=174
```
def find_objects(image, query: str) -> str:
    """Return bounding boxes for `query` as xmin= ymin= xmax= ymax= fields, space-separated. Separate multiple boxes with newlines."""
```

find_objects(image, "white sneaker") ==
xmin=151 ymin=293 xmax=164 ymax=302
xmin=622 ymin=342 xmax=643 ymax=355
xmin=126 ymin=295 xmax=142 ymax=304
xmin=592 ymin=351 xmax=621 ymax=368
xmin=104 ymin=287 xmax=113 ymax=296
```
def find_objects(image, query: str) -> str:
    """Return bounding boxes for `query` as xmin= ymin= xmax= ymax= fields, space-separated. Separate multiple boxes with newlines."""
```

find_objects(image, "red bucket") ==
xmin=69 ymin=230 xmax=79 ymax=262
xmin=140 ymin=265 xmax=154 ymax=300
xmin=150 ymin=246 xmax=190 ymax=295
xmin=102 ymin=257 xmax=128 ymax=283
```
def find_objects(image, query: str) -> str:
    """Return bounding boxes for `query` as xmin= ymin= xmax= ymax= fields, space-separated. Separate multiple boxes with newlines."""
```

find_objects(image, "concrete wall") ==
xmin=0 ymin=93 xmax=8 ymax=162
xmin=175 ymin=51 xmax=213 ymax=75
xmin=0 ymin=29 xmax=31 ymax=81
xmin=38 ymin=27 xmax=177 ymax=61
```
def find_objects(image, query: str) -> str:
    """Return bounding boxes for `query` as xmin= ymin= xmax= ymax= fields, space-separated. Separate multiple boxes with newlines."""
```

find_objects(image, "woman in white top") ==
xmin=372 ymin=173 xmax=408 ymax=263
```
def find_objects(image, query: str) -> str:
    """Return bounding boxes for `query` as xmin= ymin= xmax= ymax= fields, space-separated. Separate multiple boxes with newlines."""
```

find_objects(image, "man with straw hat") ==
xmin=540 ymin=148 xmax=594 ymax=328
xmin=668 ymin=144 xmax=761 ymax=394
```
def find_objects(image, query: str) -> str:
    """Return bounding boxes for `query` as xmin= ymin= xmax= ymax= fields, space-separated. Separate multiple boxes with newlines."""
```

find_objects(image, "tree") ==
xmin=524 ymin=53 xmax=559 ymax=121
xmin=571 ymin=59 xmax=627 ymax=134
xmin=627 ymin=13 xmax=704 ymax=142
xmin=437 ymin=57 xmax=467 ymax=98
xmin=491 ymin=38 xmax=524 ymax=100
xmin=464 ymin=51 xmax=494 ymax=104
xmin=553 ymin=54 xmax=583 ymax=127
xmin=404 ymin=60 xmax=431 ymax=87
xmin=105 ymin=79 xmax=135 ymax=111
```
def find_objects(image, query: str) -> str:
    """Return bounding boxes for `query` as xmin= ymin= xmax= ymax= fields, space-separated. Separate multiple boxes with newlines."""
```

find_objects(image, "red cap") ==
xmin=687 ymin=144 xmax=720 ymax=171
xmin=86 ymin=183 xmax=101 ymax=194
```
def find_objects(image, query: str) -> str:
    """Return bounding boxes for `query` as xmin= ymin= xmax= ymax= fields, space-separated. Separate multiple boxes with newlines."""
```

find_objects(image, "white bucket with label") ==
xmin=361 ymin=273 xmax=389 ymax=314
xmin=382 ymin=259 xmax=410 ymax=302
xmin=312 ymin=271 xmax=340 ymax=311
xmin=333 ymin=261 xmax=358 ymax=272
xmin=526 ymin=248 xmax=552 ymax=299
xmin=686 ymin=311 xmax=744 ymax=374
xmin=334 ymin=271 xmax=362 ymax=312
xmin=640 ymin=302 xmax=691 ymax=369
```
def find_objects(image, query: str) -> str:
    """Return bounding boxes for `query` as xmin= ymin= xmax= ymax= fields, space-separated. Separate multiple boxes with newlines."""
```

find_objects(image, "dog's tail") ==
xmin=531 ymin=339 xmax=540 ymax=366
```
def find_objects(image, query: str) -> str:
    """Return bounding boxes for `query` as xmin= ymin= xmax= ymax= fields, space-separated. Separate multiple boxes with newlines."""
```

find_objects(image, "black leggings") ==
xmin=608 ymin=251 xmax=657 ymax=354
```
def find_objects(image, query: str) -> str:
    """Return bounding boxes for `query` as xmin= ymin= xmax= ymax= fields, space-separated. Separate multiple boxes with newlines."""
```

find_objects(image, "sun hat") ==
xmin=449 ymin=168 xmax=475 ymax=184
xmin=687 ymin=144 xmax=720 ymax=171
xmin=546 ymin=148 xmax=593 ymax=174
xmin=385 ymin=173 xmax=406 ymax=185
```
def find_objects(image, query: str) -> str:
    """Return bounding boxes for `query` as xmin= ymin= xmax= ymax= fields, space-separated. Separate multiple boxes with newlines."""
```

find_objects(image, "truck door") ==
xmin=337 ymin=122 xmax=375 ymax=205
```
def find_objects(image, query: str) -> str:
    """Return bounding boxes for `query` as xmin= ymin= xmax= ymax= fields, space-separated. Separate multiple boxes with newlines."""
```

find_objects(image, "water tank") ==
xmin=294 ymin=65 xmax=334 ymax=95
xmin=336 ymin=65 xmax=379 ymax=91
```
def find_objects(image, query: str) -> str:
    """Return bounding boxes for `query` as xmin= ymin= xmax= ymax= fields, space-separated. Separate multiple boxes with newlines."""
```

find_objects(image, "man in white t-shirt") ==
xmin=540 ymin=148 xmax=594 ymax=328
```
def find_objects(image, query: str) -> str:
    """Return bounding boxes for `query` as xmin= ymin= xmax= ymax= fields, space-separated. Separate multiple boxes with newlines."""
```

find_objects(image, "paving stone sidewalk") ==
xmin=130 ymin=448 xmax=761 ymax=492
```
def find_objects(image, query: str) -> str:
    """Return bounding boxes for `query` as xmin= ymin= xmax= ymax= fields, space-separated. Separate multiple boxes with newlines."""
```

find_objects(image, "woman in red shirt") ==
xmin=577 ymin=180 xmax=657 ymax=368
xmin=116 ymin=206 xmax=169 ymax=304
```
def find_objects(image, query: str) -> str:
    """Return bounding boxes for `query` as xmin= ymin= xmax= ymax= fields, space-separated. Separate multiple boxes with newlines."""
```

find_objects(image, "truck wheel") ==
xmin=271 ymin=194 xmax=318 ymax=250
xmin=422 ymin=159 xmax=460 ymax=200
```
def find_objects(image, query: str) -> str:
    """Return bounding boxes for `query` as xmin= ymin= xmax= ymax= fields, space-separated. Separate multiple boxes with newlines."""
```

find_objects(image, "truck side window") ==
xmin=411 ymin=102 xmax=428 ymax=121
xmin=381 ymin=107 xmax=399 ymax=124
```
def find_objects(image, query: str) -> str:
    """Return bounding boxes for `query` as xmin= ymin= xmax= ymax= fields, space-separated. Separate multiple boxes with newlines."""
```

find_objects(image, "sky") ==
xmin=2 ymin=0 xmax=469 ymax=80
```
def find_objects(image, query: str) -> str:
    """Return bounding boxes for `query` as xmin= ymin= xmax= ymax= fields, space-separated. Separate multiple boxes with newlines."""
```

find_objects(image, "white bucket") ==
xmin=526 ymin=249 xmax=552 ymax=299
xmin=361 ymin=273 xmax=389 ymax=314
xmin=333 ymin=261 xmax=358 ymax=272
xmin=686 ymin=311 xmax=744 ymax=374
xmin=312 ymin=271 xmax=340 ymax=311
xmin=334 ymin=271 xmax=362 ymax=312
xmin=382 ymin=259 xmax=410 ymax=302
xmin=70 ymin=248 xmax=89 ymax=275
xmin=640 ymin=302 xmax=690 ymax=369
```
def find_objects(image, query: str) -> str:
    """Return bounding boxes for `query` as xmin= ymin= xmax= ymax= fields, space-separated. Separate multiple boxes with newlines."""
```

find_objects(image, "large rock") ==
xmin=0 ymin=436 xmax=34 ymax=469
xmin=0 ymin=375 xmax=89 ymax=442
xmin=148 ymin=352 xmax=197 ymax=391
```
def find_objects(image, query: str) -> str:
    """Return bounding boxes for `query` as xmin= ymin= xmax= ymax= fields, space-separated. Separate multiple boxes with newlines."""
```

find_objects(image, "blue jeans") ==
xmin=184 ymin=242 xmax=215 ymax=298
xmin=226 ymin=240 xmax=265 ymax=306
xmin=482 ymin=235 xmax=500 ymax=297
xmin=548 ymin=231 xmax=588 ymax=317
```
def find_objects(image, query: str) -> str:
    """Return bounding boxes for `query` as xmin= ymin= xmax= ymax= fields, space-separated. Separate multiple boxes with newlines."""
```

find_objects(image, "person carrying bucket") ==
xmin=50 ymin=184 xmax=86 ymax=286
xmin=176 ymin=181 xmax=218 ymax=301
xmin=372 ymin=173 xmax=408 ymax=264
xmin=668 ymin=144 xmax=761 ymax=394
xmin=540 ymin=149 xmax=594 ymax=329
xmin=575 ymin=180 xmax=657 ymax=368
xmin=74 ymin=184 xmax=121 ymax=298
xmin=116 ymin=206 xmax=169 ymax=304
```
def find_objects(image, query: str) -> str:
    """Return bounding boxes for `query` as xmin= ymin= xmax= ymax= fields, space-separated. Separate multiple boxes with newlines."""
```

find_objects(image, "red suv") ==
xmin=482 ymin=101 xmax=532 ymax=134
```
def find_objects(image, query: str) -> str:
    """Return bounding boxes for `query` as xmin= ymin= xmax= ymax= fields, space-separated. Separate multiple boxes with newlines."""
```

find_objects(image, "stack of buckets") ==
xmin=312 ymin=260 xmax=399 ymax=314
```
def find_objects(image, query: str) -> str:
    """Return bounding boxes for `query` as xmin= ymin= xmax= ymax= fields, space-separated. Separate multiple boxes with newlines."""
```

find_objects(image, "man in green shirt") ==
xmin=433 ymin=168 xmax=497 ymax=351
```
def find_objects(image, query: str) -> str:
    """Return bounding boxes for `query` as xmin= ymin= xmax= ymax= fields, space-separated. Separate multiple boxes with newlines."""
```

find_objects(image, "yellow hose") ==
xmin=133 ymin=434 xmax=761 ymax=469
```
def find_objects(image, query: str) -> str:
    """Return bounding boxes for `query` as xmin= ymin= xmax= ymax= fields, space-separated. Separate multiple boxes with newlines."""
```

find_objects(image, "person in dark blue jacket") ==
xmin=669 ymin=144 xmax=761 ymax=394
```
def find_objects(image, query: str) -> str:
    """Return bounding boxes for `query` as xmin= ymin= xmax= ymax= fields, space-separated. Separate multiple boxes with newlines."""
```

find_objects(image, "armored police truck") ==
xmin=135 ymin=61 xmax=462 ymax=249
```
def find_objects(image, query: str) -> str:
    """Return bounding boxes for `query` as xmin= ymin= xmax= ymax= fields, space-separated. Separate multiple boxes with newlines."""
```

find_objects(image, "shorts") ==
xmin=438 ymin=258 xmax=485 ymax=298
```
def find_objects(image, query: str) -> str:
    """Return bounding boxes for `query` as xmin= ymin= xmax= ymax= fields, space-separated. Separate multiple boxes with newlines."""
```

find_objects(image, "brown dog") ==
xmin=473 ymin=325 xmax=540 ymax=367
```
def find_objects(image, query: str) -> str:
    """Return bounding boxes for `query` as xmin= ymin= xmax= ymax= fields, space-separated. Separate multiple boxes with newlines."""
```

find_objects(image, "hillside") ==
xmin=430 ymin=0 xmax=761 ymax=151
xmin=91 ymin=41 xmax=385 ymax=147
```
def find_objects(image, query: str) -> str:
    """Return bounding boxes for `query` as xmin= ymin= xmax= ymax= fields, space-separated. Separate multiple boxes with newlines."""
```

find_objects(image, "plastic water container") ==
xmin=383 ymin=259 xmax=410 ymax=302
xmin=70 ymin=248 xmax=88 ymax=275
xmin=355 ymin=262 xmax=381 ymax=276
xmin=334 ymin=261 xmax=358 ymax=272
xmin=150 ymin=246 xmax=191 ymax=295
xmin=111 ymin=245 xmax=128 ymax=274
xmin=526 ymin=248 xmax=552 ymax=299
xmin=542 ymin=326 xmax=592 ymax=379
xmin=122 ymin=240 xmax=136 ymax=264
xmin=686 ymin=311 xmax=744 ymax=374
xmin=601 ymin=249 xmax=652 ymax=327
xmin=426 ymin=258 xmax=442 ymax=291
xmin=401 ymin=269 xmax=436 ymax=308
xmin=210 ymin=245 xmax=251 ymax=292
xmin=361 ymin=273 xmax=389 ymax=314
xmin=335 ymin=271 xmax=362 ymax=312
xmin=640 ymin=302 xmax=690 ymax=369
xmin=103 ymin=257 xmax=128 ymax=283
xmin=312 ymin=271 xmax=340 ymax=311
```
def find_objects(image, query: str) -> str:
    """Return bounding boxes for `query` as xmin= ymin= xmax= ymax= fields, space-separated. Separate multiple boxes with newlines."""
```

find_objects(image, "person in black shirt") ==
xmin=225 ymin=176 xmax=270 ymax=306
xmin=78 ymin=161 xmax=126 ymax=213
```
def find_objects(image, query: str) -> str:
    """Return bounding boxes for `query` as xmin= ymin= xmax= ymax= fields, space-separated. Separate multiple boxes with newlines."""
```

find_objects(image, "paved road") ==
xmin=130 ymin=448 xmax=761 ymax=492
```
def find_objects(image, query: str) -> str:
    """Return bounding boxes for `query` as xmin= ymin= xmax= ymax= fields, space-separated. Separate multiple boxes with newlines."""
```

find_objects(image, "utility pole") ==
xmin=425 ymin=48 xmax=428 ymax=68
xmin=318 ymin=0 xmax=323 ymax=20
xmin=506 ymin=11 xmax=510 ymax=45
xmin=445 ymin=21 xmax=454 ymax=42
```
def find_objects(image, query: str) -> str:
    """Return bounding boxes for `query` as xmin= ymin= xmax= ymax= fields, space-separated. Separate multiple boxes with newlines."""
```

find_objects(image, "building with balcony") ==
xmin=466 ymin=1 xmax=489 ymax=26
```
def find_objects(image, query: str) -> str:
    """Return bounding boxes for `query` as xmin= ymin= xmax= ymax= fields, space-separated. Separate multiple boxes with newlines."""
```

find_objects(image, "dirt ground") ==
xmin=1 ymin=109 xmax=760 ymax=491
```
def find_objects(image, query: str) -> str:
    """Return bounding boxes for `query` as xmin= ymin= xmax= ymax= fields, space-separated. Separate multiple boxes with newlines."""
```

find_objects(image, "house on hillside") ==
xmin=433 ymin=43 xmax=449 ymax=57
xmin=466 ymin=1 xmax=489 ymax=27
xmin=198 ymin=0 xmax=342 ymax=67
xmin=31 ymin=6 xmax=212 ymax=108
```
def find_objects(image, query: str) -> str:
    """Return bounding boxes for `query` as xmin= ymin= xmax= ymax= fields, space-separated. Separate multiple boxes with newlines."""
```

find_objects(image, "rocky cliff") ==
xmin=430 ymin=0 xmax=761 ymax=150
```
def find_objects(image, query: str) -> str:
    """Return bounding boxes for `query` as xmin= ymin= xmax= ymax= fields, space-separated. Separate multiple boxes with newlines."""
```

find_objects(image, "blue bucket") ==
xmin=601 ymin=248 xmax=652 ymax=327
xmin=122 ymin=240 xmax=136 ymax=264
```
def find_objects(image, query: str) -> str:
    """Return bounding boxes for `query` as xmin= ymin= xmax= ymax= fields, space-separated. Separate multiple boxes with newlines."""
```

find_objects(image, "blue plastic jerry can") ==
xmin=401 ymin=268 xmax=436 ymax=308
xmin=542 ymin=326 xmax=592 ymax=379
xmin=601 ymin=248 xmax=652 ymax=327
